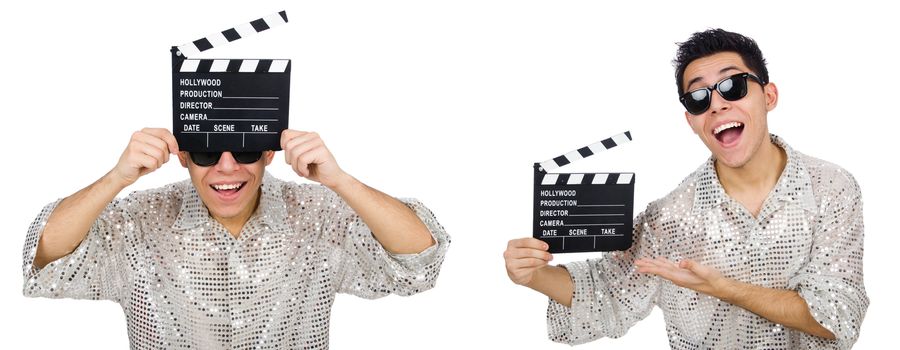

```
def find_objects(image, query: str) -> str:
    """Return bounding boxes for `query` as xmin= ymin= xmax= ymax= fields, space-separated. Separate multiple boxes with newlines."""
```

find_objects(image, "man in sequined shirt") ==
xmin=23 ymin=129 xmax=449 ymax=349
xmin=505 ymin=29 xmax=867 ymax=349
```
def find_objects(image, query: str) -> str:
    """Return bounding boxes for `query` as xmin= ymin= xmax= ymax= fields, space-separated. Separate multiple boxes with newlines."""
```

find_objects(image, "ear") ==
xmin=263 ymin=150 xmax=275 ymax=166
xmin=764 ymin=82 xmax=778 ymax=111
xmin=176 ymin=151 xmax=189 ymax=168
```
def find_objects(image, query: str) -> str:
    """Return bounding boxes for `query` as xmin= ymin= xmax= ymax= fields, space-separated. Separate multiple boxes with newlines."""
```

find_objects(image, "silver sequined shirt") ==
xmin=547 ymin=135 xmax=867 ymax=349
xmin=22 ymin=173 xmax=450 ymax=349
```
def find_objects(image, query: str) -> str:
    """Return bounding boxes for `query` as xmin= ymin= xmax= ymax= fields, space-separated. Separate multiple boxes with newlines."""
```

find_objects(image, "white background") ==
xmin=1 ymin=1 xmax=896 ymax=348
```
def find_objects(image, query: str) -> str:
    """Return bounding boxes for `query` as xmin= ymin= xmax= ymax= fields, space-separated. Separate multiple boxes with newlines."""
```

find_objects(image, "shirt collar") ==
xmin=691 ymin=134 xmax=817 ymax=215
xmin=172 ymin=171 xmax=290 ymax=232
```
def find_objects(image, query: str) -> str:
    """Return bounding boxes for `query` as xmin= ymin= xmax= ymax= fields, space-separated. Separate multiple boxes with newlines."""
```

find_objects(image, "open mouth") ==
xmin=713 ymin=121 xmax=744 ymax=146
xmin=209 ymin=182 xmax=247 ymax=197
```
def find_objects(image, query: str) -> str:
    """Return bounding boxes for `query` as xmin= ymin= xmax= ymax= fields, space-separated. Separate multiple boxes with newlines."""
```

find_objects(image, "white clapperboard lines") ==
xmin=533 ymin=131 xmax=635 ymax=253
xmin=172 ymin=11 xmax=291 ymax=152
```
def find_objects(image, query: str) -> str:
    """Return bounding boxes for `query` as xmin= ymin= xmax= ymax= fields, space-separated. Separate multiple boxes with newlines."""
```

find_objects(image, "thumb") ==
xmin=679 ymin=259 xmax=699 ymax=272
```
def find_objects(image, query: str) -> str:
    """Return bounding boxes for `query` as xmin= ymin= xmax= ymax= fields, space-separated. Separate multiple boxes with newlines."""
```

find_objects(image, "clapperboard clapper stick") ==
xmin=533 ymin=131 xmax=635 ymax=253
xmin=172 ymin=11 xmax=291 ymax=152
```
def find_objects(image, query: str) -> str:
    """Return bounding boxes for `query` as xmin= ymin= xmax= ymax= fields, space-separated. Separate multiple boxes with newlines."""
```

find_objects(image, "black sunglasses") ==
xmin=680 ymin=72 xmax=765 ymax=115
xmin=189 ymin=152 xmax=263 ymax=167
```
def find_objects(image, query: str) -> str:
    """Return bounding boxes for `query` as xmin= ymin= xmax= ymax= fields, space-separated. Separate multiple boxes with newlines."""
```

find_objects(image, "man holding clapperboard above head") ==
xmin=21 ymin=11 xmax=449 ymax=349
xmin=504 ymin=29 xmax=868 ymax=349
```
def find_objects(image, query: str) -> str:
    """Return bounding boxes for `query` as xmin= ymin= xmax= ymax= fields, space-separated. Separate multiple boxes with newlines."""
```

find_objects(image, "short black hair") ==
xmin=673 ymin=29 xmax=769 ymax=96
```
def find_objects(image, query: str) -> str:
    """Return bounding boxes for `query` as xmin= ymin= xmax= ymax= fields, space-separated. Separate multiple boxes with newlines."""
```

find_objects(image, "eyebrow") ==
xmin=685 ymin=66 xmax=743 ymax=91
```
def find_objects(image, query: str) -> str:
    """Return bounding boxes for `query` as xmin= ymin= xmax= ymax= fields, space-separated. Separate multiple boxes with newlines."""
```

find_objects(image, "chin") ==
xmin=207 ymin=206 xmax=241 ymax=219
xmin=701 ymin=127 xmax=755 ymax=169
xmin=198 ymin=190 xmax=252 ymax=219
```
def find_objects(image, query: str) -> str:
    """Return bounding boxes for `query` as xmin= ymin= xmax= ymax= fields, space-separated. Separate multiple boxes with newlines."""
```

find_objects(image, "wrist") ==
xmin=325 ymin=171 xmax=358 ymax=192
xmin=103 ymin=169 xmax=134 ymax=191
xmin=528 ymin=265 xmax=575 ymax=307
xmin=524 ymin=265 xmax=549 ymax=289
xmin=714 ymin=277 xmax=742 ymax=303
xmin=526 ymin=265 xmax=565 ymax=291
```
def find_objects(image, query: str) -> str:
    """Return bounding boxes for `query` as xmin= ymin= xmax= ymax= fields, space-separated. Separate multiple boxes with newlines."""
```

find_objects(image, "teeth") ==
xmin=212 ymin=183 xmax=242 ymax=191
xmin=714 ymin=122 xmax=743 ymax=135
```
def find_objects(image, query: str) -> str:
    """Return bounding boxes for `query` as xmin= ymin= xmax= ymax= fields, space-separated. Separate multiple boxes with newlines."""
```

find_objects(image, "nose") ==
xmin=214 ymin=152 xmax=239 ymax=172
xmin=709 ymin=90 xmax=730 ymax=115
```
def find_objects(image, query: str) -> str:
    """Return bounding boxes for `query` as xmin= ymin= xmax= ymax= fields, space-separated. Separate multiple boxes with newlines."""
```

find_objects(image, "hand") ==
xmin=635 ymin=257 xmax=730 ymax=298
xmin=504 ymin=237 xmax=553 ymax=286
xmin=109 ymin=128 xmax=178 ymax=187
xmin=280 ymin=130 xmax=348 ymax=188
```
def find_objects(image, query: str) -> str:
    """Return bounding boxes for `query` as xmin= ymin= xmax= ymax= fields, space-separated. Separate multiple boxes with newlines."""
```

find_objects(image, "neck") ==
xmin=212 ymin=189 xmax=261 ymax=239
xmin=715 ymin=137 xmax=787 ymax=196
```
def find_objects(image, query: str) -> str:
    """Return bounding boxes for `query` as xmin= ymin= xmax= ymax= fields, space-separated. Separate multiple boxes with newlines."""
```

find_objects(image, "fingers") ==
xmin=635 ymin=263 xmax=672 ymax=279
xmin=507 ymin=237 xmax=549 ymax=251
xmin=280 ymin=129 xmax=302 ymax=149
xmin=504 ymin=237 xmax=553 ymax=285
xmin=503 ymin=246 xmax=552 ymax=262
xmin=141 ymin=127 xmax=179 ymax=154
xmin=635 ymin=260 xmax=662 ymax=274
xmin=635 ymin=266 xmax=661 ymax=275
xmin=286 ymin=137 xmax=327 ymax=177
xmin=634 ymin=258 xmax=653 ymax=267
xmin=280 ymin=129 xmax=316 ymax=151
xmin=283 ymin=132 xmax=322 ymax=163
xmin=656 ymin=256 xmax=676 ymax=266
xmin=132 ymin=131 xmax=171 ymax=163
xmin=635 ymin=257 xmax=699 ymax=280
xmin=112 ymin=128 xmax=176 ymax=186
xmin=284 ymin=136 xmax=324 ymax=164
xmin=291 ymin=147 xmax=325 ymax=178
xmin=637 ymin=257 xmax=677 ymax=268
xmin=508 ymin=257 xmax=550 ymax=270
xmin=280 ymin=130 xmax=343 ymax=184
xmin=635 ymin=257 xmax=677 ymax=276
xmin=133 ymin=152 xmax=161 ymax=173
xmin=292 ymin=154 xmax=309 ymax=177
xmin=634 ymin=258 xmax=655 ymax=273
xmin=107 ymin=127 xmax=176 ymax=188
xmin=295 ymin=149 xmax=331 ymax=177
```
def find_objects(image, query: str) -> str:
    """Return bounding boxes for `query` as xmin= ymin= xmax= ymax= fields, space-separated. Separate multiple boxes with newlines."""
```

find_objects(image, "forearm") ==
xmin=329 ymin=173 xmax=434 ymax=254
xmin=33 ymin=171 xmax=127 ymax=268
xmin=527 ymin=265 xmax=575 ymax=307
xmin=719 ymin=279 xmax=835 ymax=339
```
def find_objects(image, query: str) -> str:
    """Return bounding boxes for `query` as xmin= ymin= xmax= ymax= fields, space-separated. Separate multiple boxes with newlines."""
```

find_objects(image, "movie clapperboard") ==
xmin=533 ymin=131 xmax=635 ymax=253
xmin=171 ymin=11 xmax=291 ymax=152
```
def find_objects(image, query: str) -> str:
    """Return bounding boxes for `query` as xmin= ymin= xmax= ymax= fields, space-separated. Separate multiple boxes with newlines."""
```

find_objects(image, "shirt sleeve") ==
xmin=788 ymin=172 xmax=868 ymax=349
xmin=22 ymin=198 xmax=131 ymax=302
xmin=297 ymin=184 xmax=450 ymax=299
xmin=546 ymin=208 xmax=662 ymax=345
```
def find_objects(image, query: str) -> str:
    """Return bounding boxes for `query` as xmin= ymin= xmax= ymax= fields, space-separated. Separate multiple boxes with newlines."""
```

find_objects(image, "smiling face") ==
xmin=682 ymin=51 xmax=778 ymax=169
xmin=178 ymin=151 xmax=275 ymax=225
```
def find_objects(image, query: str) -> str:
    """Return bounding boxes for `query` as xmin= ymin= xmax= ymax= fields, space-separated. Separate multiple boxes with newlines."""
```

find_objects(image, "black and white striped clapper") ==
xmin=533 ymin=131 xmax=635 ymax=253
xmin=171 ymin=11 xmax=290 ymax=152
